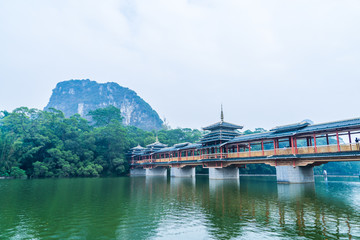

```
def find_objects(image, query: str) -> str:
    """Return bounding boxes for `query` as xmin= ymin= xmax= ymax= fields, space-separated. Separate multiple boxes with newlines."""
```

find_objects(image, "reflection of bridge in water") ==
xmin=130 ymin=110 xmax=360 ymax=183
xmin=126 ymin=176 xmax=360 ymax=239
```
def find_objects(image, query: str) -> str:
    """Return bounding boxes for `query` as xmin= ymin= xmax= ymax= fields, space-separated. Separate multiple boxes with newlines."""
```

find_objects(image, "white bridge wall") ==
xmin=145 ymin=167 xmax=167 ymax=176
xmin=276 ymin=166 xmax=314 ymax=183
xmin=170 ymin=167 xmax=195 ymax=178
xmin=209 ymin=167 xmax=239 ymax=180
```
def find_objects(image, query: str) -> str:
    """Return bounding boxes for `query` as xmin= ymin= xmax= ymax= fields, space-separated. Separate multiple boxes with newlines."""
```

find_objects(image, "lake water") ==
xmin=1 ymin=175 xmax=360 ymax=239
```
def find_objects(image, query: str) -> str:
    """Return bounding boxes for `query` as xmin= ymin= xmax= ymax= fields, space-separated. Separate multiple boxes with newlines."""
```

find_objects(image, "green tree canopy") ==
xmin=87 ymin=105 xmax=123 ymax=127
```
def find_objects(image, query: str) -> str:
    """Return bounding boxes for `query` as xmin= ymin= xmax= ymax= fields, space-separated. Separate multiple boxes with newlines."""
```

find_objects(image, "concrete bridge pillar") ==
xmin=130 ymin=168 xmax=146 ymax=176
xmin=170 ymin=166 xmax=195 ymax=178
xmin=145 ymin=167 xmax=167 ymax=176
xmin=276 ymin=165 xmax=314 ymax=183
xmin=209 ymin=167 xmax=239 ymax=180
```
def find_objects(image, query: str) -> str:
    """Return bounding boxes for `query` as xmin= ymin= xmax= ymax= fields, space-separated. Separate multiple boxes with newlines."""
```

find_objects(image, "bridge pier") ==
xmin=170 ymin=166 xmax=195 ymax=178
xmin=145 ymin=167 xmax=168 ymax=176
xmin=130 ymin=168 xmax=146 ymax=176
xmin=209 ymin=167 xmax=239 ymax=180
xmin=276 ymin=165 xmax=314 ymax=183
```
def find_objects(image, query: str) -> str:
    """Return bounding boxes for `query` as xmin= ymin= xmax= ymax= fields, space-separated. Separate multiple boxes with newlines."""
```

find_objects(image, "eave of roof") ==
xmin=226 ymin=117 xmax=360 ymax=145
xmin=270 ymin=120 xmax=310 ymax=133
xmin=152 ymin=143 xmax=202 ymax=153
xmin=203 ymin=121 xmax=243 ymax=131
xmin=131 ymin=145 xmax=145 ymax=150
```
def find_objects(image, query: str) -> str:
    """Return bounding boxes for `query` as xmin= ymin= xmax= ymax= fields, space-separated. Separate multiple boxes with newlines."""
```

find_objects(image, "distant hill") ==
xmin=44 ymin=79 xmax=163 ymax=130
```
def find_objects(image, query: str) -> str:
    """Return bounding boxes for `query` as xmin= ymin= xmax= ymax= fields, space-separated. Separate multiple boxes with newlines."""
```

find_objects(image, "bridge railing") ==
xmin=297 ymin=146 xmax=316 ymax=154
xmin=341 ymin=143 xmax=360 ymax=151
xmin=132 ymin=143 xmax=360 ymax=164
xmin=199 ymin=153 xmax=228 ymax=159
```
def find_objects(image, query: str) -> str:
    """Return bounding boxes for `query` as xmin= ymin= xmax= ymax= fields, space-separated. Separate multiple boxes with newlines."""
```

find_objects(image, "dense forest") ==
xmin=0 ymin=106 xmax=200 ymax=178
xmin=1 ymin=106 xmax=359 ymax=178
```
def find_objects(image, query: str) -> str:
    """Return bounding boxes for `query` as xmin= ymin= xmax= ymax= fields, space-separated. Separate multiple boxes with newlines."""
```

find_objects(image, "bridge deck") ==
xmin=132 ymin=143 xmax=360 ymax=167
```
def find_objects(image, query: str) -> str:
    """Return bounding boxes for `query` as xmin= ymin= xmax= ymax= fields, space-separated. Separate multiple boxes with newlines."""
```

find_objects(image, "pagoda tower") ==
xmin=200 ymin=106 xmax=243 ymax=154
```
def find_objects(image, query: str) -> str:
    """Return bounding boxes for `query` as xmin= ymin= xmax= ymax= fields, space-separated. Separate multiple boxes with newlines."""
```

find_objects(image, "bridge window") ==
xmin=278 ymin=139 xmax=290 ymax=148
xmin=249 ymin=143 xmax=261 ymax=151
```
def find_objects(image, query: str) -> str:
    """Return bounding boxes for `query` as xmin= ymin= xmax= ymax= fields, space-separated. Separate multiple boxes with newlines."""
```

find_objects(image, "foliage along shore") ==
xmin=0 ymin=106 xmax=201 ymax=178
xmin=1 ymin=106 xmax=359 ymax=178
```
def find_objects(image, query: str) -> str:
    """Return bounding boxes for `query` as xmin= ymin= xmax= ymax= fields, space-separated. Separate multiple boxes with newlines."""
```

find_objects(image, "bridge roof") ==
xmin=226 ymin=117 xmax=360 ymax=144
xmin=152 ymin=143 xmax=202 ymax=154
xmin=297 ymin=117 xmax=360 ymax=134
xmin=153 ymin=147 xmax=176 ymax=153
xmin=270 ymin=120 xmax=311 ymax=132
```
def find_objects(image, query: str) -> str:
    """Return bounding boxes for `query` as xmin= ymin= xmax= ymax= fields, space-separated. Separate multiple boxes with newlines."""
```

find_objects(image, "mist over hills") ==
xmin=44 ymin=79 xmax=163 ymax=130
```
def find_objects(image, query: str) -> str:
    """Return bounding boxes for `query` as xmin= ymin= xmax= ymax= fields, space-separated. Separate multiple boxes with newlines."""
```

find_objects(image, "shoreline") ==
xmin=239 ymin=174 xmax=359 ymax=178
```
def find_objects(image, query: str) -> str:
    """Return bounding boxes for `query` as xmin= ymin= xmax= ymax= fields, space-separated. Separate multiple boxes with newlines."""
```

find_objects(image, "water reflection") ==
xmin=277 ymin=183 xmax=316 ymax=201
xmin=170 ymin=177 xmax=196 ymax=189
xmin=0 ymin=176 xmax=360 ymax=239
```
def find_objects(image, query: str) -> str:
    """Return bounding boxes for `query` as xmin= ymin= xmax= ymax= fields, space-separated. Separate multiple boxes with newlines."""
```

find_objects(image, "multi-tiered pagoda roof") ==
xmin=200 ymin=107 xmax=243 ymax=146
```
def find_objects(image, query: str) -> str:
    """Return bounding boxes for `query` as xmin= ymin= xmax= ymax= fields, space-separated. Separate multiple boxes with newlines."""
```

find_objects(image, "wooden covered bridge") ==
xmin=129 ymin=111 xmax=360 ymax=183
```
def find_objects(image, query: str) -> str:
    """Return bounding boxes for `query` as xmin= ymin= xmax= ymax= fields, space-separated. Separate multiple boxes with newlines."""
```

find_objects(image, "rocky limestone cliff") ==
xmin=44 ymin=79 xmax=163 ymax=130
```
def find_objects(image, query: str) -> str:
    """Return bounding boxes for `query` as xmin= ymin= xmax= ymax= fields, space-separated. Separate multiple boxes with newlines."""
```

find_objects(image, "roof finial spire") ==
xmin=155 ymin=134 xmax=159 ymax=143
xmin=221 ymin=104 xmax=224 ymax=122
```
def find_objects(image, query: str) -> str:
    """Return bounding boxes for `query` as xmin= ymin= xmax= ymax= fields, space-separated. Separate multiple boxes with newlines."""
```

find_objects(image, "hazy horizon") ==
xmin=1 ymin=0 xmax=360 ymax=130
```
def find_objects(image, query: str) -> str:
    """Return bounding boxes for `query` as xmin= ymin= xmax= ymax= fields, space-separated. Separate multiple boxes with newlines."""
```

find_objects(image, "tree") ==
xmin=87 ymin=106 xmax=123 ymax=127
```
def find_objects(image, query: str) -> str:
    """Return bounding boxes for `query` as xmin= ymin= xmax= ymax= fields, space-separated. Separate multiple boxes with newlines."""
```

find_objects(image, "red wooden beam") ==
xmin=248 ymin=143 xmax=251 ymax=157
xmin=273 ymin=139 xmax=277 ymax=155
xmin=313 ymin=133 xmax=317 ymax=153
xmin=336 ymin=130 xmax=340 ymax=151
xmin=291 ymin=137 xmax=294 ymax=154
xmin=261 ymin=140 xmax=264 ymax=156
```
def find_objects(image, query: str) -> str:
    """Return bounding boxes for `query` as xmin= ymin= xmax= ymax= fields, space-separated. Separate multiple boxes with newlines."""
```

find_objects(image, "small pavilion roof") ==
xmin=180 ymin=143 xmax=202 ymax=150
xmin=146 ymin=142 xmax=168 ymax=147
xmin=153 ymin=143 xmax=202 ymax=154
xmin=173 ymin=142 xmax=191 ymax=148
xmin=131 ymin=144 xmax=145 ymax=150
xmin=153 ymin=147 xmax=176 ymax=153
xmin=146 ymin=137 xmax=168 ymax=148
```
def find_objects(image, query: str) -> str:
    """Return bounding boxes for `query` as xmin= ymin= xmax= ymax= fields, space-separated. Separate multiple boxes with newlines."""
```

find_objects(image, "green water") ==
xmin=0 ymin=176 xmax=359 ymax=239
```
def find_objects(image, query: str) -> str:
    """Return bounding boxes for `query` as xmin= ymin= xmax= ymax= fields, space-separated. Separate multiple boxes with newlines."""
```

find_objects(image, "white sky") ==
xmin=1 ymin=0 xmax=360 ymax=130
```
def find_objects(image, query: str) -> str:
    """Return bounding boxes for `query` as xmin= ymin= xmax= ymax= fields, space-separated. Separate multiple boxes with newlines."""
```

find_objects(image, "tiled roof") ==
xmin=203 ymin=121 xmax=243 ymax=131
xmin=226 ymin=117 xmax=360 ymax=144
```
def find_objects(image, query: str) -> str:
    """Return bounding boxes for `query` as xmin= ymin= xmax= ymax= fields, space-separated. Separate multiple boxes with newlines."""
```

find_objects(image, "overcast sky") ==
xmin=1 ymin=0 xmax=360 ymax=130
